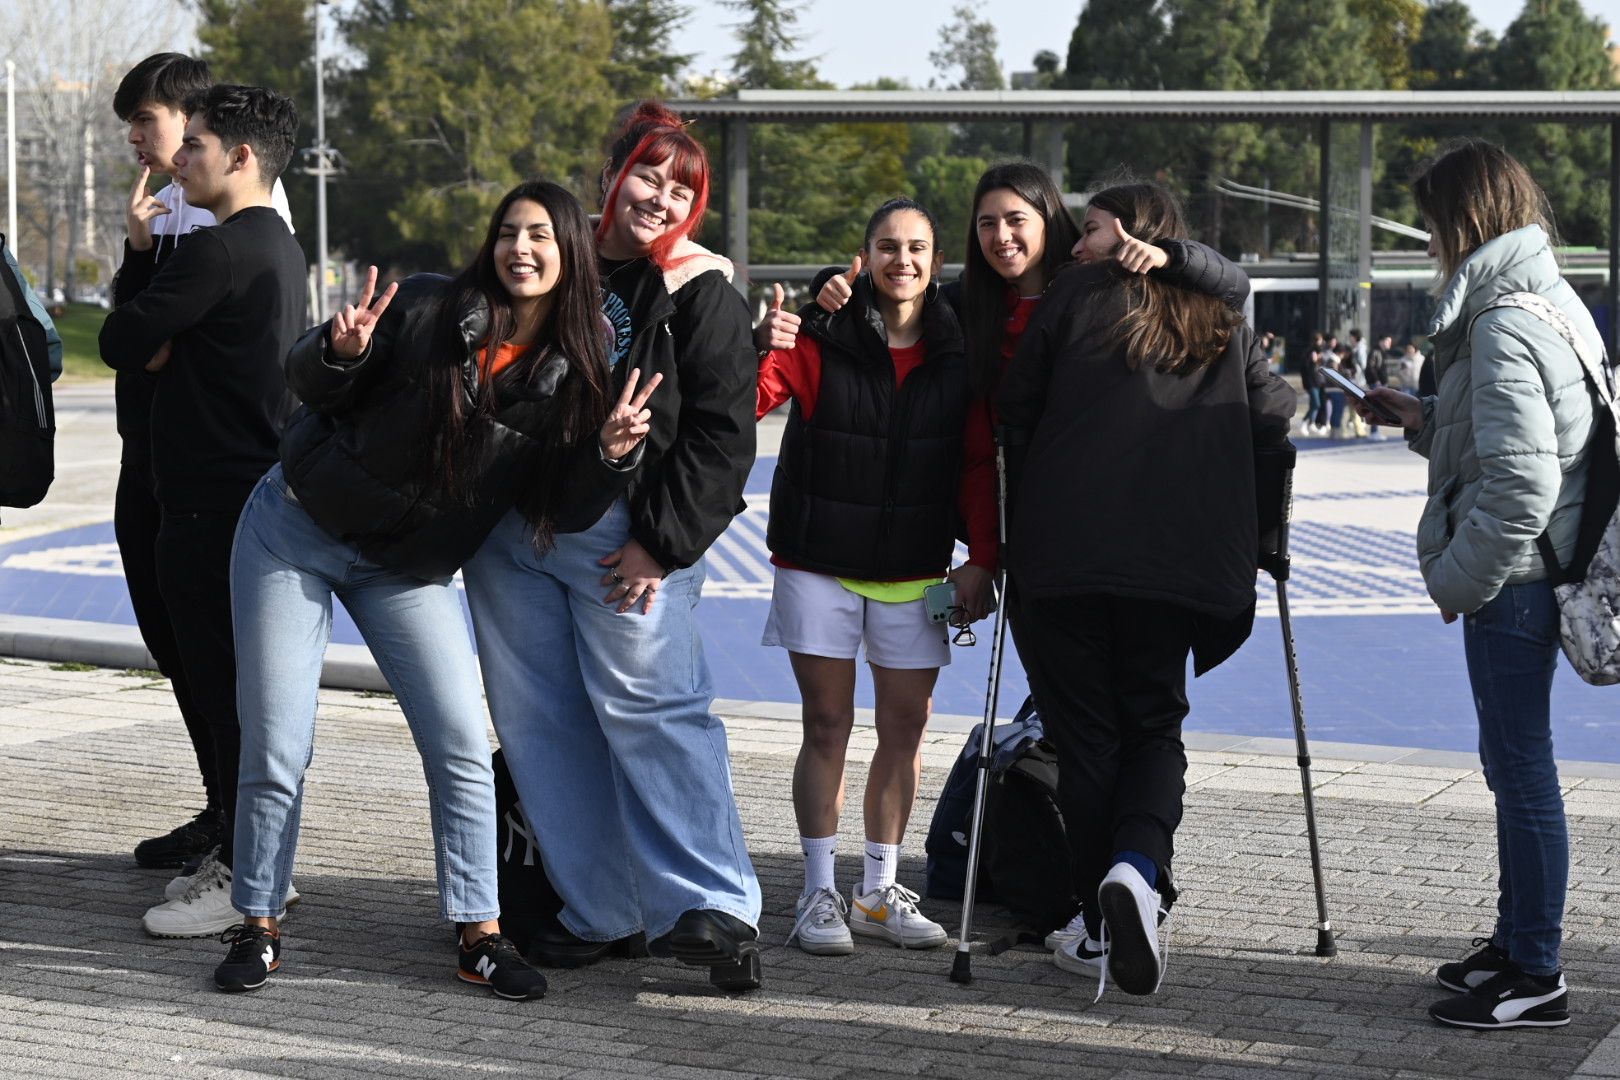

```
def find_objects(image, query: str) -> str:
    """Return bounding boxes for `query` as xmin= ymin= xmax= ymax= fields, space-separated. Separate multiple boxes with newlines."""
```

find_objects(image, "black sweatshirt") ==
xmin=100 ymin=206 xmax=306 ymax=512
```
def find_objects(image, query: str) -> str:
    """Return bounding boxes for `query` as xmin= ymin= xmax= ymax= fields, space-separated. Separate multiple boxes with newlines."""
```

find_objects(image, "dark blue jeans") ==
xmin=1462 ymin=581 xmax=1565 ymax=976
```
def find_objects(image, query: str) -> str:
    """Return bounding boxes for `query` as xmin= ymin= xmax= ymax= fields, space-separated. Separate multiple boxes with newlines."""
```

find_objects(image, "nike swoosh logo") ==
xmin=853 ymin=899 xmax=890 ymax=923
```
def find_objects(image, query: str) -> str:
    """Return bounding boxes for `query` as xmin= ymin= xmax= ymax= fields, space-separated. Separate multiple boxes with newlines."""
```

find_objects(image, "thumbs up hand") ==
xmin=1111 ymin=217 xmax=1169 ymax=275
xmin=816 ymin=252 xmax=863 ymax=314
xmin=752 ymin=281 xmax=802 ymax=353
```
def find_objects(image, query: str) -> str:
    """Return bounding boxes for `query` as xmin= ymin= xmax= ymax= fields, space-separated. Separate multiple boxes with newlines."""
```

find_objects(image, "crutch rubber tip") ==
xmin=1315 ymin=928 xmax=1337 ymax=958
xmin=949 ymin=950 xmax=973 ymax=984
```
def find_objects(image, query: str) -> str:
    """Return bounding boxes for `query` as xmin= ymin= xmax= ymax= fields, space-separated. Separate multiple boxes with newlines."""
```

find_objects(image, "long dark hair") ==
xmin=1088 ymin=181 xmax=1240 ymax=376
xmin=961 ymin=162 xmax=1081 ymax=397
xmin=421 ymin=180 xmax=612 ymax=549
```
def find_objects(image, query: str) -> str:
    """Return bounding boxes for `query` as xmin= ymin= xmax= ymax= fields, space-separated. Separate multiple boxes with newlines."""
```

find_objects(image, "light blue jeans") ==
xmin=462 ymin=501 xmax=761 ymax=942
xmin=230 ymin=465 xmax=500 ymax=922
xmin=1463 ymin=580 xmax=1567 ymax=977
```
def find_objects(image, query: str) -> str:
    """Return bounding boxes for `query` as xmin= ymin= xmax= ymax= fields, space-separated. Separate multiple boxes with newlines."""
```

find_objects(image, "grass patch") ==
xmin=119 ymin=668 xmax=163 ymax=679
xmin=50 ymin=302 xmax=113 ymax=380
xmin=48 ymin=661 xmax=99 ymax=672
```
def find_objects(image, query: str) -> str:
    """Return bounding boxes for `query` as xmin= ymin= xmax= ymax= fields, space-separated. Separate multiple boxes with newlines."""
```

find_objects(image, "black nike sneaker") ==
xmin=214 ymin=924 xmax=281 ymax=993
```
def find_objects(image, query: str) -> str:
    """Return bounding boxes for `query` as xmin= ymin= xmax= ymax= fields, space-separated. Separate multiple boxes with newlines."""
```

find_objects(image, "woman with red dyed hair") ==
xmin=463 ymin=101 xmax=764 ymax=990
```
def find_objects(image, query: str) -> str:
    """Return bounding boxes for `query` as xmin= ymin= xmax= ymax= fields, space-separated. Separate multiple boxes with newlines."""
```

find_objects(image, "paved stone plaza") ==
xmin=1 ymin=659 xmax=1616 ymax=1079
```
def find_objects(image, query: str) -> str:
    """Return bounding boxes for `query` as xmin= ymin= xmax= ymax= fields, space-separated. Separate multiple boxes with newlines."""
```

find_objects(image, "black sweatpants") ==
xmin=114 ymin=455 xmax=218 ymax=812
xmin=153 ymin=502 xmax=246 ymax=867
xmin=1013 ymin=593 xmax=1194 ymax=919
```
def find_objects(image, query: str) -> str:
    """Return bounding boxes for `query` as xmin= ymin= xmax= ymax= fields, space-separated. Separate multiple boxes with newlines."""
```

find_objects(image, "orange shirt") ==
xmin=479 ymin=341 xmax=525 ymax=380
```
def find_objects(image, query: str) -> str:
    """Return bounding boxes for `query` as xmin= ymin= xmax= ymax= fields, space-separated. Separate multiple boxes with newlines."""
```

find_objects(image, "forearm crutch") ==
xmin=1256 ymin=443 xmax=1336 ymax=958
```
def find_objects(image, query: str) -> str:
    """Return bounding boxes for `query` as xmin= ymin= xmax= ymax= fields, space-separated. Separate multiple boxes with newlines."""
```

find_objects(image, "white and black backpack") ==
xmin=1474 ymin=293 xmax=1619 ymax=685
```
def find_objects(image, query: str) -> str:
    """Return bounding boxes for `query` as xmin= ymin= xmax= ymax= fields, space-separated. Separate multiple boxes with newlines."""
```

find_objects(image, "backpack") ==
xmin=491 ymin=748 xmax=564 ymax=954
xmin=923 ymin=697 xmax=1077 ymax=935
xmin=0 ymin=237 xmax=54 ymax=508
xmin=1473 ymin=292 xmax=1620 ymax=686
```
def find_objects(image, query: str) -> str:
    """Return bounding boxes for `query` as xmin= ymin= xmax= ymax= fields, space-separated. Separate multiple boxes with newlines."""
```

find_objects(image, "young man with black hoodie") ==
xmin=99 ymin=84 xmax=307 ymax=938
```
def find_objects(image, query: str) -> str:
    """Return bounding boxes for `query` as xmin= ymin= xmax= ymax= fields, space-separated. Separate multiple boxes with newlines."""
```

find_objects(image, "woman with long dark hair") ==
xmin=755 ymin=197 xmax=995 ymax=957
xmin=462 ymin=103 xmax=766 ymax=991
xmin=216 ymin=181 xmax=657 ymax=1000
xmin=1000 ymin=180 xmax=1296 ymax=998
xmin=1359 ymin=139 xmax=1600 ymax=1030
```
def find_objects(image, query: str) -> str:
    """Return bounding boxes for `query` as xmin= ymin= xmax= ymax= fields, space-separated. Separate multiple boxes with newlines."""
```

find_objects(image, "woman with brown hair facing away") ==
xmin=1358 ymin=139 xmax=1601 ymax=1030
xmin=999 ymin=180 xmax=1296 ymax=998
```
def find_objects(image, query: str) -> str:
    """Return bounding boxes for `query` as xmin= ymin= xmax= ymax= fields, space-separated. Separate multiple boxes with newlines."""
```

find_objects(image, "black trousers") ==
xmin=152 ymin=501 xmax=246 ymax=867
xmin=114 ymin=455 xmax=218 ymax=812
xmin=1013 ymin=593 xmax=1194 ymax=918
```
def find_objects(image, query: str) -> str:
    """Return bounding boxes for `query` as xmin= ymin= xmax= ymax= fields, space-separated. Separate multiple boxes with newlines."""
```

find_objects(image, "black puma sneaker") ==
xmin=1436 ymin=936 xmax=1512 ymax=993
xmin=1429 ymin=967 xmax=1570 ymax=1030
xmin=135 ymin=808 xmax=223 ymax=869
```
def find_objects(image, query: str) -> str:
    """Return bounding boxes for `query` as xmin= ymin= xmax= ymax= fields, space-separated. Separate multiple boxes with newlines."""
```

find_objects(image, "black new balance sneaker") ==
xmin=135 ymin=808 xmax=224 ymax=869
xmin=1428 ymin=967 xmax=1570 ymax=1030
xmin=458 ymin=934 xmax=548 ymax=1000
xmin=1436 ymin=936 xmax=1513 ymax=993
xmin=214 ymin=924 xmax=281 ymax=993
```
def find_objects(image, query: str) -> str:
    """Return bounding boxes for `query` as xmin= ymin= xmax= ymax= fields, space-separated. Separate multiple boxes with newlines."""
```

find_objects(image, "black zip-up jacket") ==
xmin=768 ymin=269 xmax=971 ymax=579
xmin=280 ymin=274 xmax=638 ymax=583
xmin=100 ymin=206 xmax=305 ymax=511
xmin=1000 ymin=260 xmax=1297 ymax=673
xmin=598 ymin=242 xmax=757 ymax=570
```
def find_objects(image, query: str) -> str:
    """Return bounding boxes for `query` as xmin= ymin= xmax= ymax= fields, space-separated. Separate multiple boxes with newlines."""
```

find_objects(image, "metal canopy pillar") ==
xmin=1045 ymin=124 xmax=1066 ymax=193
xmin=1357 ymin=122 xmax=1374 ymax=337
xmin=724 ymin=118 xmax=750 ymax=296
xmin=1318 ymin=120 xmax=1331 ymax=338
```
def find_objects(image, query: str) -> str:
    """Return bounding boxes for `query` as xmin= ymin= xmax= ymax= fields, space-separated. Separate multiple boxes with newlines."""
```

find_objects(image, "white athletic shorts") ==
xmin=761 ymin=566 xmax=949 ymax=670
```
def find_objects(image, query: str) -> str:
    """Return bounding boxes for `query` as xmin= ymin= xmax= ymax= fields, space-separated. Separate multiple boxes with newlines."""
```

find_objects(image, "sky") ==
xmin=673 ymin=0 xmax=1534 ymax=89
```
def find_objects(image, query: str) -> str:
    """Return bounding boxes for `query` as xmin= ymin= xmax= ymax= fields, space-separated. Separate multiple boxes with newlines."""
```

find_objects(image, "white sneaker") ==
xmin=1096 ymin=863 xmax=1169 ymax=996
xmin=1043 ymin=910 xmax=1088 ymax=952
xmin=1052 ymin=930 xmax=1108 ymax=976
xmin=143 ymin=857 xmax=239 ymax=938
xmin=849 ymin=883 xmax=947 ymax=949
xmin=787 ymin=886 xmax=855 ymax=955
xmin=164 ymin=853 xmax=300 ymax=910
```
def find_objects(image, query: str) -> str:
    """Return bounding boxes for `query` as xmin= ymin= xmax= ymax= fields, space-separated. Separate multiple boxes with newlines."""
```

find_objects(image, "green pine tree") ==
xmin=605 ymin=0 xmax=694 ymax=100
xmin=1063 ymin=0 xmax=1168 ymax=192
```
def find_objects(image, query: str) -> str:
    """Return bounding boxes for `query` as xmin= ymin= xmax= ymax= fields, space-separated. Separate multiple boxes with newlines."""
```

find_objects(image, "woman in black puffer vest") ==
xmin=755 ymin=198 xmax=998 ymax=957
xmin=221 ymin=181 xmax=655 ymax=1000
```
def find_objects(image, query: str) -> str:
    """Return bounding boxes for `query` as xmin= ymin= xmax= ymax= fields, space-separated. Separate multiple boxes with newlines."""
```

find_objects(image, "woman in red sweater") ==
xmin=753 ymin=198 xmax=995 ymax=957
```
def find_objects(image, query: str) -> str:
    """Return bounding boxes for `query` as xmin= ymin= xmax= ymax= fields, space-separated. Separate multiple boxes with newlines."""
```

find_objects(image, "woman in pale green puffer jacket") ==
xmin=1361 ymin=139 xmax=1601 ymax=1034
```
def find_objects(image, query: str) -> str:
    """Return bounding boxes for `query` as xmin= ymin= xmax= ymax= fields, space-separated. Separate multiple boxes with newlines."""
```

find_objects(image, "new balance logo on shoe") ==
xmin=477 ymin=956 xmax=496 ymax=980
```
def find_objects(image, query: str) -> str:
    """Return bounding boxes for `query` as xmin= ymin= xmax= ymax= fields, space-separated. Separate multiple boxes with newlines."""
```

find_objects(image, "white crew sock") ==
xmin=801 ymin=835 xmax=837 ymax=895
xmin=862 ymin=840 xmax=900 ymax=895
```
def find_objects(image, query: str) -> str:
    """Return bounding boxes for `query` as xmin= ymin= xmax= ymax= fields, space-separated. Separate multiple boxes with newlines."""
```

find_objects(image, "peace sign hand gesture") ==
xmin=127 ymin=167 xmax=172 ymax=253
xmin=329 ymin=265 xmax=398 ymax=361
xmin=1111 ymin=218 xmax=1169 ymax=275
xmin=598 ymin=366 xmax=664 ymax=461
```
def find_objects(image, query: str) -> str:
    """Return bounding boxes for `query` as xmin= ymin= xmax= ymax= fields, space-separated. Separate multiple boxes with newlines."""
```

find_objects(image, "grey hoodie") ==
xmin=1409 ymin=224 xmax=1601 ymax=613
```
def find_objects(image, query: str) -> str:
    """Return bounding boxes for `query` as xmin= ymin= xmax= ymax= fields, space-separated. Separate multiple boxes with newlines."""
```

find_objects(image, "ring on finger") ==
xmin=609 ymin=568 xmax=624 ymax=584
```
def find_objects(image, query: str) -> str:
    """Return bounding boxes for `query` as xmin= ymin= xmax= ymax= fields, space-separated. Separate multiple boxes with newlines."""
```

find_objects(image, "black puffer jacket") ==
xmin=280 ymin=274 xmax=635 ymax=582
xmin=768 ymin=269 xmax=971 ymax=579
xmin=999 ymin=261 xmax=1297 ymax=672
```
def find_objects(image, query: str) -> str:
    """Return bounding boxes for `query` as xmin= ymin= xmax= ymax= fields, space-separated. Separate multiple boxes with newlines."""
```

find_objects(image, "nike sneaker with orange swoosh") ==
xmin=849 ymin=883 xmax=947 ymax=949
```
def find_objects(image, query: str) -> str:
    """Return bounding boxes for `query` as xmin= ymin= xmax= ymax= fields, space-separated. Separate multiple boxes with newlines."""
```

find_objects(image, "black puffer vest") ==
xmin=767 ymin=270 xmax=970 ymax=579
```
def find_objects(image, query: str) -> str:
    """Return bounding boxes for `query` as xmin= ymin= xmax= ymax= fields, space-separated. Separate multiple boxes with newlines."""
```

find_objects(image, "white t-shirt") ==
xmin=149 ymin=178 xmax=295 ymax=259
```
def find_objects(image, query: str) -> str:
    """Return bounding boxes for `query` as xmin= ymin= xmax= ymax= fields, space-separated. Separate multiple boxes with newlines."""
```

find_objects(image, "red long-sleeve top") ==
xmin=758 ymin=335 xmax=997 ymax=574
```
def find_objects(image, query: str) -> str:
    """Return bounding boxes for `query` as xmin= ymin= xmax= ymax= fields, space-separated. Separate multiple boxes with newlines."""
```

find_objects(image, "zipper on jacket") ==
xmin=875 ymin=364 xmax=916 ymax=574
xmin=13 ymin=325 xmax=45 ymax=426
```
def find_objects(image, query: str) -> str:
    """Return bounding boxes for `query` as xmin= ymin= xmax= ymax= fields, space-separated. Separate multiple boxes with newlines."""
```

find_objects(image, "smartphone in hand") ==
xmin=1321 ymin=366 xmax=1403 ymax=425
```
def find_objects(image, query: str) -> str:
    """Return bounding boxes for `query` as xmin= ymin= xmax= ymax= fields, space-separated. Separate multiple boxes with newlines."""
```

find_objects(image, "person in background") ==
xmin=1365 ymin=334 xmax=1393 ymax=441
xmin=99 ymin=84 xmax=307 ymax=940
xmin=107 ymin=53 xmax=295 ymax=875
xmin=1357 ymin=138 xmax=1600 ymax=1031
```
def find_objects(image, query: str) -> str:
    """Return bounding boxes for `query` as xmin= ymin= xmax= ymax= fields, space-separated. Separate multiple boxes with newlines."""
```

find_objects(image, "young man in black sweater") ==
xmin=99 ymin=84 xmax=307 ymax=939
